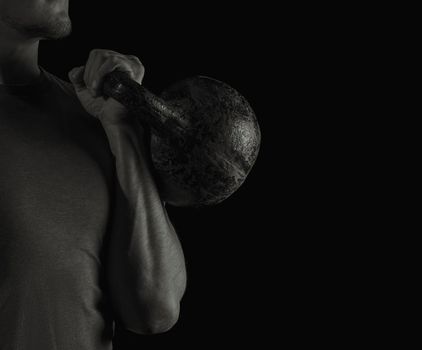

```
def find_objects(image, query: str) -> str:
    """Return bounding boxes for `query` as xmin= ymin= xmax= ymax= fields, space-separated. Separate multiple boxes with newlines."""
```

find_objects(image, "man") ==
xmin=0 ymin=0 xmax=187 ymax=349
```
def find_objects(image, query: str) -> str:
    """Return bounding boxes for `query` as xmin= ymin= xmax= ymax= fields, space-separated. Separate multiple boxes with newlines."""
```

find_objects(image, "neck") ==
xmin=0 ymin=32 xmax=40 ymax=85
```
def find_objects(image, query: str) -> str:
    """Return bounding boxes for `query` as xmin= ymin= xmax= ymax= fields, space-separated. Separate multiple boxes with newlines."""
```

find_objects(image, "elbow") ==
xmin=123 ymin=295 xmax=181 ymax=335
xmin=111 ymin=268 xmax=187 ymax=335
xmin=143 ymin=300 xmax=180 ymax=334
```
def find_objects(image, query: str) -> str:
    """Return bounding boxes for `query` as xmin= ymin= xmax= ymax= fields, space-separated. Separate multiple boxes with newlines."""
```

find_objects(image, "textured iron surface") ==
xmin=151 ymin=76 xmax=261 ymax=207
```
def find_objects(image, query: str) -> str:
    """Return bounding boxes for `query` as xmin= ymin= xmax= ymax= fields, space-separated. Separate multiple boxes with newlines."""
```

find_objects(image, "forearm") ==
xmin=102 ymin=114 xmax=186 ymax=333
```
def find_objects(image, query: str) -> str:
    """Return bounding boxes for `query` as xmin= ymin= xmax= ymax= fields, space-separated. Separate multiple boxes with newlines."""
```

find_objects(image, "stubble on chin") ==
xmin=0 ymin=13 xmax=72 ymax=40
xmin=26 ymin=14 xmax=72 ymax=40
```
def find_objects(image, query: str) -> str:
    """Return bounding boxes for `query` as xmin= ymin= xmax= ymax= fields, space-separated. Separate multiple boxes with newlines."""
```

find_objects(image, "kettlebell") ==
xmin=102 ymin=71 xmax=261 ymax=207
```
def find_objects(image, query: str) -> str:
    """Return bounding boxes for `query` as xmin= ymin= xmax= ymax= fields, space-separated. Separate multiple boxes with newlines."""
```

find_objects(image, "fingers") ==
xmin=84 ymin=50 xmax=103 ymax=93
xmin=126 ymin=55 xmax=145 ymax=83
xmin=68 ymin=66 xmax=85 ymax=92
xmin=76 ymin=49 xmax=145 ymax=98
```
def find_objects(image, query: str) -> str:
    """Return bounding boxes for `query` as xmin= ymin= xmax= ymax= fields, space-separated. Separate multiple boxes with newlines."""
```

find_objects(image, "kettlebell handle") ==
xmin=102 ymin=70 xmax=186 ymax=140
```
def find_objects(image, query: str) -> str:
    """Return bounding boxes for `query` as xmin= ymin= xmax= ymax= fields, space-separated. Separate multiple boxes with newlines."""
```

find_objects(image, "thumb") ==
xmin=68 ymin=66 xmax=86 ymax=92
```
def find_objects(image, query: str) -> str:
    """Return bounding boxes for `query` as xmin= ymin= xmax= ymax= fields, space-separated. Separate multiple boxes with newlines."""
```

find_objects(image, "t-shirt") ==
xmin=0 ymin=68 xmax=117 ymax=349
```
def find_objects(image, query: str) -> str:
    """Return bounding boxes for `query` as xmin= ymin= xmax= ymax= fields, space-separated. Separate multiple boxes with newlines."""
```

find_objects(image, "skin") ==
xmin=0 ymin=0 xmax=186 ymax=334
xmin=0 ymin=0 xmax=71 ymax=84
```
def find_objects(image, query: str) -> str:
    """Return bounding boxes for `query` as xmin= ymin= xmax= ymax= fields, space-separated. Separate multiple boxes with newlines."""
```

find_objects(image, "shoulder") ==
xmin=40 ymin=67 xmax=94 ymax=121
xmin=41 ymin=67 xmax=77 ymax=98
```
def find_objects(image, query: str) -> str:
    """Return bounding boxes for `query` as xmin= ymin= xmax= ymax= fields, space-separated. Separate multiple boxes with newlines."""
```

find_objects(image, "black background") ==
xmin=39 ymin=2 xmax=277 ymax=348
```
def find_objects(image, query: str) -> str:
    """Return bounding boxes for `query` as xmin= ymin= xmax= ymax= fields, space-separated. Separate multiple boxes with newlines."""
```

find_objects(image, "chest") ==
xmin=0 ymin=104 xmax=115 ymax=251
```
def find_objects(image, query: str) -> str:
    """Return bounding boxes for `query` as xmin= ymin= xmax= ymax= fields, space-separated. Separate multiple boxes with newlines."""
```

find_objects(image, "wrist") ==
xmin=99 ymin=108 xmax=131 ymax=126
xmin=101 ymin=114 xmax=147 ymax=152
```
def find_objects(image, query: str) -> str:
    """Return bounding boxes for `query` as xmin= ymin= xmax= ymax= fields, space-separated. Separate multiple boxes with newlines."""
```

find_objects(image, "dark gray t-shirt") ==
xmin=0 ymin=68 xmax=117 ymax=349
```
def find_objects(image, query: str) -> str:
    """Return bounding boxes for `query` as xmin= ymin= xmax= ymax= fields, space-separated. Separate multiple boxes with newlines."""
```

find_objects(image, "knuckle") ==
xmin=103 ymin=50 xmax=117 ymax=57
xmin=111 ymin=55 xmax=121 ymax=63
xmin=139 ymin=64 xmax=145 ymax=73
xmin=89 ymin=49 xmax=99 ymax=57
xmin=137 ymin=67 xmax=145 ymax=79
xmin=90 ymin=49 xmax=114 ymax=60
xmin=93 ymin=48 xmax=107 ymax=53
xmin=129 ymin=55 xmax=143 ymax=66
xmin=129 ymin=54 xmax=140 ymax=62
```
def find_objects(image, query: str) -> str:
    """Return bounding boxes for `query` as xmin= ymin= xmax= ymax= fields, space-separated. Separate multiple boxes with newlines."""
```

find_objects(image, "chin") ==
xmin=44 ymin=11 xmax=72 ymax=39
xmin=28 ymin=14 xmax=72 ymax=40
xmin=45 ymin=18 xmax=72 ymax=39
